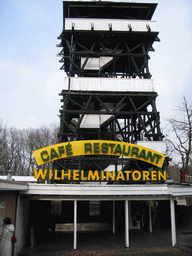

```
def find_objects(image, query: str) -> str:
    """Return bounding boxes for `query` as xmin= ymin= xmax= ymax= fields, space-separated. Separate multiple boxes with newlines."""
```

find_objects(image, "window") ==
xmin=89 ymin=201 xmax=101 ymax=216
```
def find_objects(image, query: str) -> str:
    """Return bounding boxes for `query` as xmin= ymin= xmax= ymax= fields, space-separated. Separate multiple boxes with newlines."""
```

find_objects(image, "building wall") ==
xmin=0 ymin=190 xmax=17 ymax=227
xmin=14 ymin=197 xmax=30 ymax=256
xmin=169 ymin=166 xmax=180 ymax=181
xmin=0 ymin=190 xmax=30 ymax=255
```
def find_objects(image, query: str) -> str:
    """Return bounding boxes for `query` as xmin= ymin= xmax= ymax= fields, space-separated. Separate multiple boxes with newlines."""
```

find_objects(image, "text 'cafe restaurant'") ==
xmin=2 ymin=139 xmax=192 ymax=255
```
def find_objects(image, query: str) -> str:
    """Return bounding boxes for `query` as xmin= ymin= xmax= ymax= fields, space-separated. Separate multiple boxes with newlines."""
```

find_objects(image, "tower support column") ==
xmin=74 ymin=200 xmax=77 ymax=250
xmin=170 ymin=197 xmax=176 ymax=247
xmin=113 ymin=201 xmax=115 ymax=234
xmin=149 ymin=201 xmax=152 ymax=233
xmin=125 ymin=200 xmax=129 ymax=248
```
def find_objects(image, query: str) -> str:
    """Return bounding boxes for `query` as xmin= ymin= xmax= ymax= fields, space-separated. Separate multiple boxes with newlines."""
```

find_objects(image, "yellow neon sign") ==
xmin=33 ymin=140 xmax=165 ymax=168
xmin=34 ymin=169 xmax=167 ymax=181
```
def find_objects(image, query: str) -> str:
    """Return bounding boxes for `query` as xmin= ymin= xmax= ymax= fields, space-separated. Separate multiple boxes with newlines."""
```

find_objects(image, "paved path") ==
xmin=65 ymin=248 xmax=192 ymax=256
xmin=18 ymin=228 xmax=192 ymax=256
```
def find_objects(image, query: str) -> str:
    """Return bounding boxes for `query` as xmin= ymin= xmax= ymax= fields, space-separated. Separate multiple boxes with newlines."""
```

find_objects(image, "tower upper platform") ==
xmin=58 ymin=1 xmax=160 ymax=83
xmin=63 ymin=1 xmax=157 ymax=21
xmin=62 ymin=1 xmax=158 ymax=32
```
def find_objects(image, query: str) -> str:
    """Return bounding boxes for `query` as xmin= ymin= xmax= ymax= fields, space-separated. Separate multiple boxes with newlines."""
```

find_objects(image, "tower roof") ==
xmin=63 ymin=1 xmax=157 ymax=20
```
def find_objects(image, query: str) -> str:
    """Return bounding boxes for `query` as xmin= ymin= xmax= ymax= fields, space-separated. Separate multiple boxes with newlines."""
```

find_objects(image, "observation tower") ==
xmin=54 ymin=0 xmax=167 ymax=181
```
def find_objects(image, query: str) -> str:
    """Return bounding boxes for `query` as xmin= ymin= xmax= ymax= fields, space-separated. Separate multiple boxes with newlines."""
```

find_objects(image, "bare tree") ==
xmin=0 ymin=122 xmax=19 ymax=174
xmin=24 ymin=124 xmax=59 ymax=175
xmin=166 ymin=96 xmax=192 ymax=174
xmin=0 ymin=121 xmax=10 ymax=174
xmin=0 ymin=120 xmax=59 ymax=176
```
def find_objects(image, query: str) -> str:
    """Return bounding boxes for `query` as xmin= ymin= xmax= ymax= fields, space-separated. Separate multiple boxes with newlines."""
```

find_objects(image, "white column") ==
xmin=113 ymin=201 xmax=115 ymax=234
xmin=125 ymin=200 xmax=129 ymax=248
xmin=74 ymin=200 xmax=77 ymax=250
xmin=149 ymin=201 xmax=152 ymax=233
xmin=170 ymin=197 xmax=177 ymax=247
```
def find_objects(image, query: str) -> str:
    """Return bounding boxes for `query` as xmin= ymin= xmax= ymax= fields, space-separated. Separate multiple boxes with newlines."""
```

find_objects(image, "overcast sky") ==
xmin=0 ymin=0 xmax=192 ymax=130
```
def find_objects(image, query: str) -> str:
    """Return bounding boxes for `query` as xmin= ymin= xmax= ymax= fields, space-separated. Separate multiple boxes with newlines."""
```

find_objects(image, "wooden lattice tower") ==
xmin=54 ymin=1 xmax=166 ymax=181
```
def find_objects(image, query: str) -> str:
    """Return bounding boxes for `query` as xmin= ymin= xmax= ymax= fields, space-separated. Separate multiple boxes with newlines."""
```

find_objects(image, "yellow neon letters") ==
xmin=34 ymin=169 xmax=166 ymax=182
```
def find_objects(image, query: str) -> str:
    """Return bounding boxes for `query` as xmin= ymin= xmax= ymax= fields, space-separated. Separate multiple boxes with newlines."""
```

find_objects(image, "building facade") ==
xmin=1 ymin=1 xmax=192 ymax=255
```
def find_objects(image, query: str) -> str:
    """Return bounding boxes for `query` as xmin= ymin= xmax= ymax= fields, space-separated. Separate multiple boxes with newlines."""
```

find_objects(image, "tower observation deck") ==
xmin=54 ymin=1 xmax=166 ymax=181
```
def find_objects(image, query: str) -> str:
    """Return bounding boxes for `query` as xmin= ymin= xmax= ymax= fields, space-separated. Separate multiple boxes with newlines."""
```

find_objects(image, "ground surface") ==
xmin=18 ymin=228 xmax=192 ymax=256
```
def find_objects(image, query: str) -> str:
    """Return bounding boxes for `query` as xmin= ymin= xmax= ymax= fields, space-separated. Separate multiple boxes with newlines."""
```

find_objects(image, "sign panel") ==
xmin=33 ymin=140 xmax=165 ymax=168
